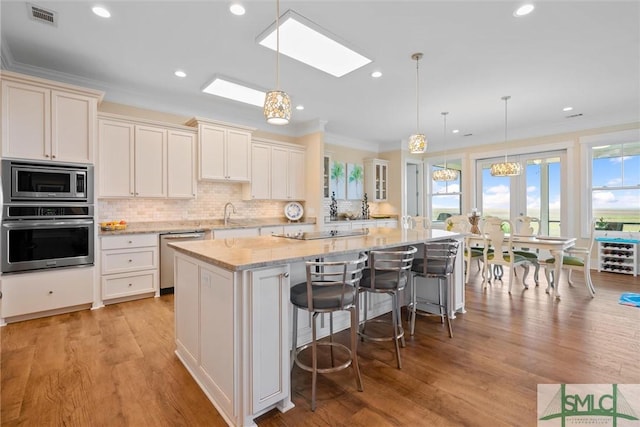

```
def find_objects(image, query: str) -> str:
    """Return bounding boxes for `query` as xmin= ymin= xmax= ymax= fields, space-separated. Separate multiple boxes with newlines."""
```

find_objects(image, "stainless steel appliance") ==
xmin=2 ymin=159 xmax=93 ymax=202
xmin=272 ymin=229 xmax=369 ymax=240
xmin=1 ymin=204 xmax=94 ymax=273
xmin=160 ymin=231 xmax=205 ymax=293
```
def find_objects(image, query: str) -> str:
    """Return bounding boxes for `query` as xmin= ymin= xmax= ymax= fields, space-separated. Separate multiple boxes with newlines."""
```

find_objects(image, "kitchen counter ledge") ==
xmin=98 ymin=217 xmax=316 ymax=235
xmin=169 ymin=227 xmax=460 ymax=271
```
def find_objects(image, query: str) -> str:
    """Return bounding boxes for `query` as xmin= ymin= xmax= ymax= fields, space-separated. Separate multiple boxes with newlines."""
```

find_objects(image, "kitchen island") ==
xmin=169 ymin=227 xmax=462 ymax=426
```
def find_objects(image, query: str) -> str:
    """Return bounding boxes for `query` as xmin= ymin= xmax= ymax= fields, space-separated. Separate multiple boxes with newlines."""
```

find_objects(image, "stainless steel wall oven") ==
xmin=1 ymin=205 xmax=94 ymax=273
xmin=1 ymin=159 xmax=95 ymax=274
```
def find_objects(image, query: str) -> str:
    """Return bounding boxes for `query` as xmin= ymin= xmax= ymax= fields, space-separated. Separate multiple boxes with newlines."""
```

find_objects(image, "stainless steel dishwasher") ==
xmin=160 ymin=231 xmax=205 ymax=294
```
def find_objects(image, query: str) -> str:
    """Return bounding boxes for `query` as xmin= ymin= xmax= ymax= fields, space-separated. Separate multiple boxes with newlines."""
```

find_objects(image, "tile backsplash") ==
xmin=98 ymin=181 xmax=289 ymax=222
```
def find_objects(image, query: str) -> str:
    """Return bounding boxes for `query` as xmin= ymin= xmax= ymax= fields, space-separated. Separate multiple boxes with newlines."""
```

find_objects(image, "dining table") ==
xmin=466 ymin=234 xmax=577 ymax=299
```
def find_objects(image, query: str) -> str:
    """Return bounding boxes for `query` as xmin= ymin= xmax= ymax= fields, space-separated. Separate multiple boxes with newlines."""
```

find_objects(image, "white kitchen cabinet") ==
xmin=0 ymin=266 xmax=94 ymax=322
xmin=167 ymin=130 xmax=196 ymax=198
xmin=244 ymin=138 xmax=305 ymax=201
xmin=187 ymin=117 xmax=254 ymax=182
xmin=100 ymin=233 xmax=158 ymax=301
xmin=174 ymin=253 xmax=292 ymax=426
xmin=364 ymin=158 xmax=389 ymax=202
xmin=98 ymin=114 xmax=196 ymax=199
xmin=134 ymin=124 xmax=166 ymax=197
xmin=1 ymin=71 xmax=103 ymax=163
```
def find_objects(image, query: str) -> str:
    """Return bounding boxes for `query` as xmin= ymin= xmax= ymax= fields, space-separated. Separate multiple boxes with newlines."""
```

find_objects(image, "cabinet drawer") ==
xmin=102 ymin=271 xmax=156 ymax=299
xmin=1 ymin=267 xmax=93 ymax=318
xmin=102 ymin=248 xmax=157 ymax=274
xmin=101 ymin=233 xmax=158 ymax=250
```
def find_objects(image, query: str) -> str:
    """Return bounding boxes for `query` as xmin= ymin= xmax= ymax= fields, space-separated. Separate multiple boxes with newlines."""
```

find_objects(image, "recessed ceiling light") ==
xmin=563 ymin=106 xmax=573 ymax=111
xmin=92 ymin=6 xmax=111 ymax=18
xmin=295 ymin=105 xmax=304 ymax=110
xmin=452 ymin=129 xmax=460 ymax=134
xmin=514 ymin=4 xmax=535 ymax=17
xmin=371 ymin=71 xmax=382 ymax=78
xmin=174 ymin=70 xmax=187 ymax=78
xmin=202 ymin=76 xmax=266 ymax=107
xmin=257 ymin=10 xmax=372 ymax=77
xmin=229 ymin=3 xmax=245 ymax=16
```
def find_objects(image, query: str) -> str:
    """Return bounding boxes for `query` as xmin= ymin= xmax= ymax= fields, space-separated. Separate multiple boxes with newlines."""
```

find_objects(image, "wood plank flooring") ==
xmin=2 ymin=269 xmax=639 ymax=426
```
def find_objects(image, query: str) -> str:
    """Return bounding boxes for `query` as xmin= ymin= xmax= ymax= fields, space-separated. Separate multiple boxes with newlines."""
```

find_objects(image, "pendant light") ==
xmin=263 ymin=0 xmax=291 ymax=125
xmin=408 ymin=53 xmax=427 ymax=154
xmin=432 ymin=112 xmax=459 ymax=181
xmin=490 ymin=95 xmax=522 ymax=176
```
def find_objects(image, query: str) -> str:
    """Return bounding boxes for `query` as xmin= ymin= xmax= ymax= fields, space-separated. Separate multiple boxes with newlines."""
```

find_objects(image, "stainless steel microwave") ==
xmin=1 ymin=159 xmax=93 ymax=202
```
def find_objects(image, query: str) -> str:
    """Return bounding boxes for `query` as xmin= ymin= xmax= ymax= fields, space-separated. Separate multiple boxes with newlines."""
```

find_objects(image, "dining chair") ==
xmin=411 ymin=216 xmax=432 ymax=230
xmin=446 ymin=215 xmax=481 ymax=284
xmin=512 ymin=215 xmax=541 ymax=285
xmin=409 ymin=239 xmax=460 ymax=338
xmin=290 ymin=252 xmax=368 ymax=411
xmin=480 ymin=218 xmax=531 ymax=293
xmin=359 ymin=246 xmax=417 ymax=369
xmin=543 ymin=219 xmax=597 ymax=297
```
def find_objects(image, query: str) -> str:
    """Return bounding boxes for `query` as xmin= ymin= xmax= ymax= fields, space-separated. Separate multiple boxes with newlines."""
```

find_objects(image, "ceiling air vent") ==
xmin=28 ymin=3 xmax=57 ymax=26
xmin=566 ymin=113 xmax=584 ymax=119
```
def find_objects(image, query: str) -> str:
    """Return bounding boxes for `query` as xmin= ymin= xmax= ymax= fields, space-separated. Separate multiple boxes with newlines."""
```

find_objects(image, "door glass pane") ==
xmin=525 ymin=157 xmax=561 ymax=236
xmin=481 ymin=166 xmax=511 ymax=220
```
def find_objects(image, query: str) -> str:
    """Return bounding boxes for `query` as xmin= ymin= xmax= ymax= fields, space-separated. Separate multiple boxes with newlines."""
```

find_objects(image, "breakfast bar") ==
xmin=169 ymin=227 xmax=462 ymax=426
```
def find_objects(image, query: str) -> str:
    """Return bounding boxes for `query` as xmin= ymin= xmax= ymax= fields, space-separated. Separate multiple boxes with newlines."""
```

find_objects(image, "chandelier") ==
xmin=432 ymin=111 xmax=459 ymax=181
xmin=408 ymin=53 xmax=427 ymax=154
xmin=263 ymin=0 xmax=291 ymax=125
xmin=490 ymin=95 xmax=522 ymax=176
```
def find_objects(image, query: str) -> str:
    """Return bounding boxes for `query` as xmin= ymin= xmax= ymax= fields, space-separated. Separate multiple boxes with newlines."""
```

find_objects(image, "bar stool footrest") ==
xmin=293 ymin=341 xmax=353 ymax=374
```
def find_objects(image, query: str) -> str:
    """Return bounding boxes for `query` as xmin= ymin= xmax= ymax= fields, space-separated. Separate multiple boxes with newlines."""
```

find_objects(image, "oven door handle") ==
xmin=2 ymin=219 xmax=94 ymax=229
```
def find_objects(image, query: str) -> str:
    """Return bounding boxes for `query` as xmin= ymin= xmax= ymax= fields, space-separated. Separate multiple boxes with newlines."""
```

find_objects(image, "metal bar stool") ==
xmin=358 ymin=246 xmax=417 ymax=369
xmin=409 ymin=239 xmax=460 ymax=338
xmin=290 ymin=252 xmax=368 ymax=411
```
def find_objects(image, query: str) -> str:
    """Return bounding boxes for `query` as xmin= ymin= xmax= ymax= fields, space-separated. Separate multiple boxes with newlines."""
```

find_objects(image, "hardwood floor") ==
xmin=2 ymin=270 xmax=639 ymax=426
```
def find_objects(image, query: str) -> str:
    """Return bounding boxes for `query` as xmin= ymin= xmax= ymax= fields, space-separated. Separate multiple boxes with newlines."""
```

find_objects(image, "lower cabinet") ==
xmin=0 ymin=266 xmax=94 ymax=322
xmin=174 ymin=253 xmax=292 ymax=426
xmin=100 ymin=233 xmax=158 ymax=301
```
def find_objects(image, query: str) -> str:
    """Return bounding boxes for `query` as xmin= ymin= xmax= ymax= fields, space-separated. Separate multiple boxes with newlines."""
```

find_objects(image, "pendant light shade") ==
xmin=490 ymin=95 xmax=521 ymax=176
xmin=264 ymin=0 xmax=291 ymax=125
xmin=432 ymin=111 xmax=459 ymax=181
xmin=408 ymin=53 xmax=427 ymax=154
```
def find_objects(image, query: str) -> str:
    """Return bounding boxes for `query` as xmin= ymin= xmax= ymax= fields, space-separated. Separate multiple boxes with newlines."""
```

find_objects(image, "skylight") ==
xmin=201 ymin=77 xmax=265 ymax=107
xmin=257 ymin=10 xmax=372 ymax=78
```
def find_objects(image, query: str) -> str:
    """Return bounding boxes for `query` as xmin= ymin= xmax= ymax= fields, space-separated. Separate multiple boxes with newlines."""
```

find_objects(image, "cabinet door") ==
xmin=199 ymin=125 xmax=226 ymax=180
xmin=167 ymin=130 xmax=196 ymax=198
xmin=51 ymin=90 xmax=94 ymax=163
xmin=250 ymin=143 xmax=271 ymax=199
xmin=249 ymin=265 xmax=290 ymax=412
xmin=377 ymin=163 xmax=388 ymax=201
xmin=98 ymin=119 xmax=134 ymax=197
xmin=288 ymin=149 xmax=306 ymax=200
xmin=226 ymin=129 xmax=251 ymax=181
xmin=270 ymin=146 xmax=289 ymax=200
xmin=135 ymin=125 xmax=166 ymax=197
xmin=1 ymin=80 xmax=50 ymax=160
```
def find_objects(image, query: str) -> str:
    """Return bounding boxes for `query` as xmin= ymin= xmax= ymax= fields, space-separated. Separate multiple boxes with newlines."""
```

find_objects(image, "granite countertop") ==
xmin=169 ymin=227 xmax=461 ymax=271
xmin=99 ymin=217 xmax=316 ymax=235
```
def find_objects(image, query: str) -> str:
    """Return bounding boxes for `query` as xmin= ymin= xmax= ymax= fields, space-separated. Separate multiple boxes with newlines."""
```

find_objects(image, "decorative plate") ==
xmin=284 ymin=202 xmax=304 ymax=221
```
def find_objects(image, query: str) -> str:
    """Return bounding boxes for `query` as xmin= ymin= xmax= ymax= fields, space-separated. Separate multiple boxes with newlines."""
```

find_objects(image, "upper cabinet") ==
xmin=186 ymin=117 xmax=254 ymax=182
xmin=1 ymin=71 xmax=103 ymax=163
xmin=98 ymin=113 xmax=196 ymax=199
xmin=364 ymin=158 xmax=389 ymax=202
xmin=243 ymin=138 xmax=306 ymax=201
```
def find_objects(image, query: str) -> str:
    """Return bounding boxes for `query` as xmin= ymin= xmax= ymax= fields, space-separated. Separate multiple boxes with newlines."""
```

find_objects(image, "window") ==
xmin=430 ymin=163 xmax=462 ymax=221
xmin=590 ymin=142 xmax=640 ymax=232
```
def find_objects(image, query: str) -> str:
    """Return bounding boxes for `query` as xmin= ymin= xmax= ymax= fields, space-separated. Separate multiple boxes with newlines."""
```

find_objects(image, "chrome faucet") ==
xmin=223 ymin=202 xmax=237 ymax=226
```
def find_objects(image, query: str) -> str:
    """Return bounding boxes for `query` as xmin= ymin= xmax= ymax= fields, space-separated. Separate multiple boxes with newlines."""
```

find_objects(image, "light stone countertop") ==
xmin=98 ymin=217 xmax=317 ymax=235
xmin=169 ymin=227 xmax=461 ymax=271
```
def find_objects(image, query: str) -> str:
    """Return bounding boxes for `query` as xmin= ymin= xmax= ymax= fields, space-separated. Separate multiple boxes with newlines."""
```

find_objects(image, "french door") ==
xmin=476 ymin=151 xmax=566 ymax=236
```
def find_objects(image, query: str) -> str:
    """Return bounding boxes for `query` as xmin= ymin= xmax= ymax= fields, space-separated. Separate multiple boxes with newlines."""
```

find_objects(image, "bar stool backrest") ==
xmin=304 ymin=252 xmax=368 ymax=312
xmin=418 ymin=239 xmax=460 ymax=277
xmin=368 ymin=246 xmax=417 ymax=291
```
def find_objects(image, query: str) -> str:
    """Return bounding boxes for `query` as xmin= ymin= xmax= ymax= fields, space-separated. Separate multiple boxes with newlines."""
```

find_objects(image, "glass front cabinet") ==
xmin=364 ymin=158 xmax=389 ymax=202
